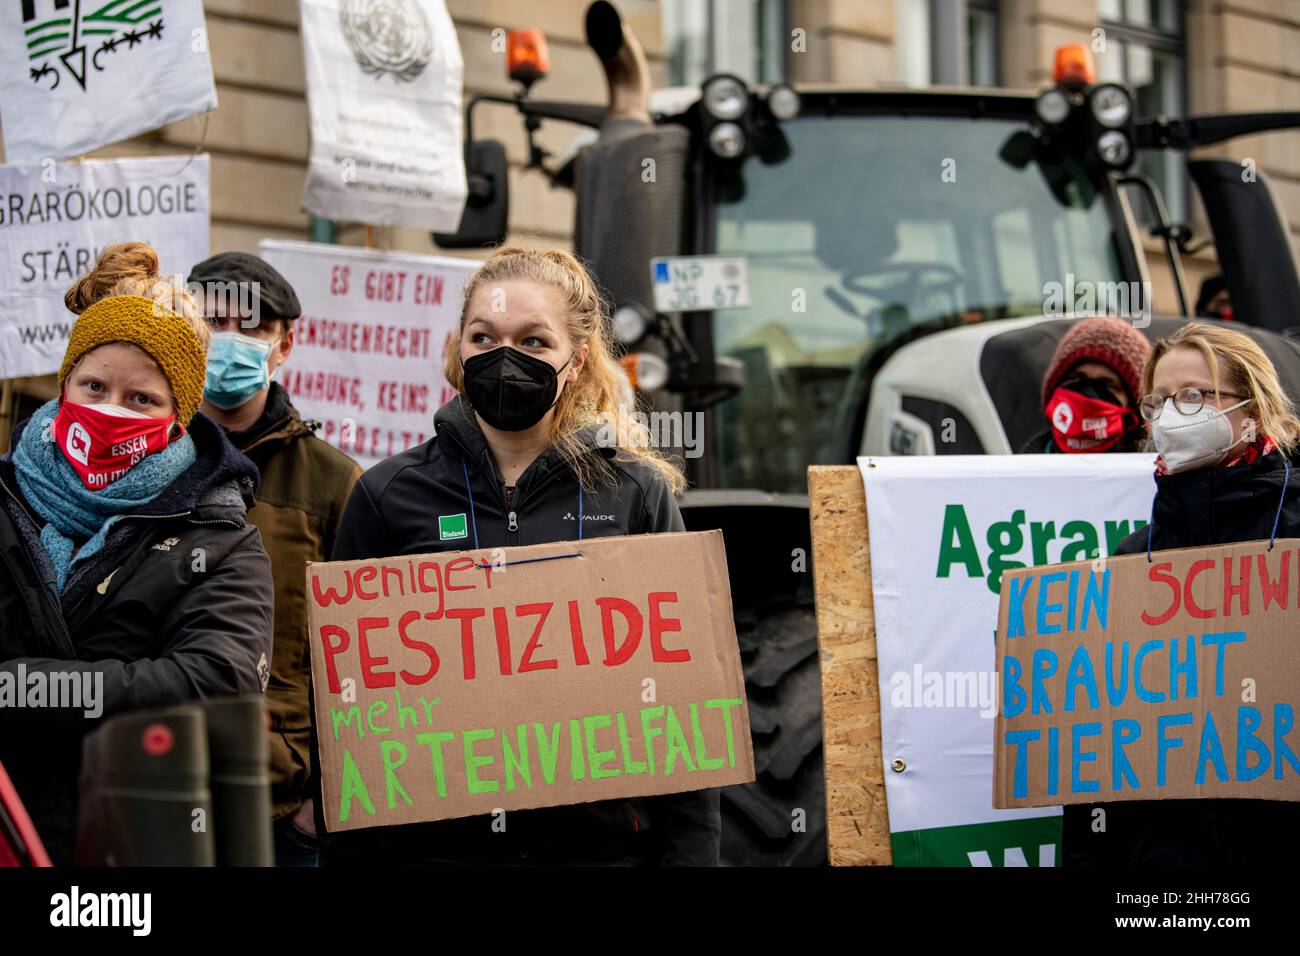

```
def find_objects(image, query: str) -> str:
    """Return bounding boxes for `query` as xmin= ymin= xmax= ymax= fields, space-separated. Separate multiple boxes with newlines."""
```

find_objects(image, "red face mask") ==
xmin=1046 ymin=386 xmax=1136 ymax=453
xmin=53 ymin=400 xmax=180 ymax=490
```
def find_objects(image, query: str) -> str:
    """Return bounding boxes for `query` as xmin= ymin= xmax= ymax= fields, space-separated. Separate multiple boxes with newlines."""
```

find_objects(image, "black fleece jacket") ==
xmin=322 ymin=397 xmax=721 ymax=866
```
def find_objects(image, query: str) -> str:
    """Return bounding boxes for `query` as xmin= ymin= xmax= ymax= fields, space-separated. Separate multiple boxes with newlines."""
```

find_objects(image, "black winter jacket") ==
xmin=322 ymin=397 xmax=722 ymax=866
xmin=1062 ymin=448 xmax=1300 ymax=866
xmin=0 ymin=412 xmax=275 ymax=863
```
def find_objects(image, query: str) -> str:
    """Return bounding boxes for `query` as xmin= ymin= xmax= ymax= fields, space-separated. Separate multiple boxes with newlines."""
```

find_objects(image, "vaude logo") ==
xmin=339 ymin=0 xmax=433 ymax=82
xmin=23 ymin=0 xmax=168 ymax=92
xmin=563 ymin=512 xmax=616 ymax=522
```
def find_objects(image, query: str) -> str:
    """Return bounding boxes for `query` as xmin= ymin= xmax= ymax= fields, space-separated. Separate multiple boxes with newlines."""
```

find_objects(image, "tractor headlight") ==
xmin=766 ymin=84 xmax=800 ymax=121
xmin=708 ymin=122 xmax=747 ymax=159
xmin=612 ymin=302 xmax=652 ymax=344
xmin=619 ymin=352 xmax=669 ymax=391
xmin=1035 ymin=88 xmax=1071 ymax=126
xmin=1089 ymin=83 xmax=1132 ymax=129
xmin=1096 ymin=129 xmax=1132 ymax=167
xmin=702 ymin=74 xmax=749 ymax=121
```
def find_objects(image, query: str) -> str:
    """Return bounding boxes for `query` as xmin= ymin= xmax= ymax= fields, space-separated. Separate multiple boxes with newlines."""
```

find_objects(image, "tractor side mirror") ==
xmin=433 ymin=140 xmax=509 ymax=249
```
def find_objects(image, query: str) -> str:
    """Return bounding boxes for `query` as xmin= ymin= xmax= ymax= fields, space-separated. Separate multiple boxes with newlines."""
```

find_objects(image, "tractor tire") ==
xmin=720 ymin=603 xmax=827 ymax=866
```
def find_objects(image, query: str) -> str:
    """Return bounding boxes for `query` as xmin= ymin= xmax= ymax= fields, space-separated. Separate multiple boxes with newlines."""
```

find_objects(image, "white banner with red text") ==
xmin=259 ymin=239 xmax=477 ymax=469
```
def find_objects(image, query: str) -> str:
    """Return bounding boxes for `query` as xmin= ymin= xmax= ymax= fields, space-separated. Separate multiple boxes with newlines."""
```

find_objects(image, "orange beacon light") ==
xmin=1053 ymin=43 xmax=1096 ymax=88
xmin=507 ymin=29 xmax=550 ymax=87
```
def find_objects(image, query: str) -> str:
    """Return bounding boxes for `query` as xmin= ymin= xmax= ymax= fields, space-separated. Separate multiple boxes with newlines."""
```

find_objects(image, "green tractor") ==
xmin=437 ymin=1 xmax=1300 ymax=865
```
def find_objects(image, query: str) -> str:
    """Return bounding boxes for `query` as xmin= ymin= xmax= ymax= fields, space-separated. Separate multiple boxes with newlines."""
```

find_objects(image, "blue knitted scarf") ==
xmin=10 ymin=399 xmax=196 ymax=591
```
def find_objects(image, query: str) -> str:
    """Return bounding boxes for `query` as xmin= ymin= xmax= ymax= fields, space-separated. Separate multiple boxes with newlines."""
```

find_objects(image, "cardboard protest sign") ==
xmin=307 ymin=531 xmax=755 ymax=832
xmin=260 ymin=239 xmax=476 ymax=469
xmin=995 ymin=538 xmax=1300 ymax=808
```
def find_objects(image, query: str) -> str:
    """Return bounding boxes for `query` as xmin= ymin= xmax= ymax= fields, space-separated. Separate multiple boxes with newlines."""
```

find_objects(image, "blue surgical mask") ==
xmin=204 ymin=331 xmax=274 ymax=409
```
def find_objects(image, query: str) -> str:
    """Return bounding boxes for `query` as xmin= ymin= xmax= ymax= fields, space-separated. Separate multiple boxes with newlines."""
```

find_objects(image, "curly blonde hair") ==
xmin=444 ymin=246 xmax=686 ymax=494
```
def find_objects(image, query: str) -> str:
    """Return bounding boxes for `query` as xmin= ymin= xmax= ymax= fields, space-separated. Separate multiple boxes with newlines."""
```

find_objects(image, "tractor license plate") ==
xmin=650 ymin=256 xmax=751 ymax=313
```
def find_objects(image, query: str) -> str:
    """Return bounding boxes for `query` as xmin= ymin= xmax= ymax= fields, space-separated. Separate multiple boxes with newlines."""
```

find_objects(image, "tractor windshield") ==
xmin=710 ymin=112 xmax=1126 ymax=492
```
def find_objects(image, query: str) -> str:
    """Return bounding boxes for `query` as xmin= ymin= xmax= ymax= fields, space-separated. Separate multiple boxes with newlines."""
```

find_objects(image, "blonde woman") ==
xmin=328 ymin=247 xmax=718 ymax=866
xmin=0 ymin=242 xmax=273 ymax=863
xmin=1063 ymin=321 xmax=1300 ymax=866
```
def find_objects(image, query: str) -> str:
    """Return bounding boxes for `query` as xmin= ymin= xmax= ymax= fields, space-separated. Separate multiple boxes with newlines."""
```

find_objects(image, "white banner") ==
xmin=0 ymin=154 xmax=211 ymax=379
xmin=260 ymin=239 xmax=477 ymax=470
xmin=1 ymin=0 xmax=216 ymax=164
xmin=861 ymin=453 xmax=1157 ymax=865
xmin=299 ymin=0 xmax=468 ymax=230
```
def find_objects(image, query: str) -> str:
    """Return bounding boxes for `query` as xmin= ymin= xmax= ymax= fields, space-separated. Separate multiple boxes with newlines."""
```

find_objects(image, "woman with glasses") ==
xmin=1063 ymin=321 xmax=1300 ymax=866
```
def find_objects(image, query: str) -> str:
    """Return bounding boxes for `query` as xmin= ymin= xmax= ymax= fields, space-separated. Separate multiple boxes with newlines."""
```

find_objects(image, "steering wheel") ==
xmin=841 ymin=261 xmax=966 ymax=302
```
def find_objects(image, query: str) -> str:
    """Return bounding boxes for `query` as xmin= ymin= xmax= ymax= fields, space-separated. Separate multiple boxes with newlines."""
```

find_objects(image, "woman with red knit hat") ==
xmin=1019 ymin=315 xmax=1152 ymax=454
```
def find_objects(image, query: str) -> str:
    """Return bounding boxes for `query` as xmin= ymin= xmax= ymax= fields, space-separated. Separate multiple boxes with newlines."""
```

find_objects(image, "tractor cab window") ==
xmin=710 ymin=112 xmax=1125 ymax=493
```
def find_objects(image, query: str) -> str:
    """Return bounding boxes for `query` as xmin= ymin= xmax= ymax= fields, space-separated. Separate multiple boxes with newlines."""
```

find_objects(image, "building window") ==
xmin=899 ymin=0 xmax=1001 ymax=88
xmin=897 ymin=0 xmax=933 ymax=86
xmin=663 ymin=0 xmax=786 ymax=86
xmin=1097 ymin=0 xmax=1187 ymax=224
xmin=967 ymin=0 xmax=1000 ymax=87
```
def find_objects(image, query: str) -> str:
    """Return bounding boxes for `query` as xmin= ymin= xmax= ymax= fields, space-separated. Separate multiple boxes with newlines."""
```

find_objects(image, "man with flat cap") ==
xmin=189 ymin=252 xmax=361 ymax=866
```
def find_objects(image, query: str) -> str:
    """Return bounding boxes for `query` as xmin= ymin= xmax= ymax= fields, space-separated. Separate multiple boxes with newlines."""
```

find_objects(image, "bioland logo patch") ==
xmin=438 ymin=512 xmax=467 ymax=541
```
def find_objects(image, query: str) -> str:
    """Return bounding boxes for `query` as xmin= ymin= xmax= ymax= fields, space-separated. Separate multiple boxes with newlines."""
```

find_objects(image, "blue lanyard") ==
xmin=461 ymin=454 xmax=584 ymax=549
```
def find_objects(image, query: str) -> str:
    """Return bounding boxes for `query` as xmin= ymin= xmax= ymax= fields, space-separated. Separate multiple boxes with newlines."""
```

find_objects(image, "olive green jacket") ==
xmin=229 ymin=385 xmax=361 ymax=820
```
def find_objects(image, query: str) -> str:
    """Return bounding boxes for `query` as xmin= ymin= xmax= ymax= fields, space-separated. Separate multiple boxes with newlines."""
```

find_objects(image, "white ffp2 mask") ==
xmin=1151 ymin=397 xmax=1250 ymax=474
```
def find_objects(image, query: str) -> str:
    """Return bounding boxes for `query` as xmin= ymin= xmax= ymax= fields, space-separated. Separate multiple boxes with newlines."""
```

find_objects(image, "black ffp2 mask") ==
xmin=462 ymin=346 xmax=572 ymax=432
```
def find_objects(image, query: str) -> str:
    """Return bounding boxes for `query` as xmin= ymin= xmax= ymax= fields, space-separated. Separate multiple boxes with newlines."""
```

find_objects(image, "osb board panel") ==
xmin=808 ymin=465 xmax=891 ymax=866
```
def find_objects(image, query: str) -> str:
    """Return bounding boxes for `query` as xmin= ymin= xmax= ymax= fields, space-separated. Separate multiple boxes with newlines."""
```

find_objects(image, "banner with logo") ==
xmin=1 ymin=0 xmax=216 ymax=163
xmin=0 ymin=154 xmax=211 ymax=379
xmin=260 ymin=239 xmax=477 ymax=469
xmin=861 ymin=453 xmax=1156 ymax=865
xmin=299 ymin=0 xmax=468 ymax=230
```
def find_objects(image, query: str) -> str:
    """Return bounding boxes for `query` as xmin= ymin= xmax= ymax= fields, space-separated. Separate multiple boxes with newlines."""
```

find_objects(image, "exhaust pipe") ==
xmin=585 ymin=1 xmax=651 ymax=127
xmin=571 ymin=1 xmax=687 ymax=328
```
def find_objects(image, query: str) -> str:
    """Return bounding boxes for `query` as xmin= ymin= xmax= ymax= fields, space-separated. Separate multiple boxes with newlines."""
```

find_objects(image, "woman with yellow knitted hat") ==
xmin=0 ymin=242 xmax=274 ymax=864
